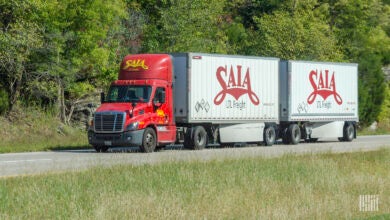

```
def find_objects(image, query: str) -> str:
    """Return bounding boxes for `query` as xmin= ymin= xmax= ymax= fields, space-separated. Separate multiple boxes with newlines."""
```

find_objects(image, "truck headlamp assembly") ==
xmin=126 ymin=122 xmax=139 ymax=131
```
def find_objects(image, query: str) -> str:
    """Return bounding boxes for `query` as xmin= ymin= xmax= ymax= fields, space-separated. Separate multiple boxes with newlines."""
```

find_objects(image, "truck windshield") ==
xmin=106 ymin=85 xmax=152 ymax=103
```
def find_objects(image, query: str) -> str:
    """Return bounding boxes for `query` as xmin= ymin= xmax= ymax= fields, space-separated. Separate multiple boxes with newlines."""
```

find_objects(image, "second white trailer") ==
xmin=279 ymin=60 xmax=359 ymax=144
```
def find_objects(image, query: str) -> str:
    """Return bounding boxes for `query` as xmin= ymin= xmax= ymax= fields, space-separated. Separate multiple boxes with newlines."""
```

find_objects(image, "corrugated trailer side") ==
xmin=280 ymin=60 xmax=358 ymax=122
xmin=279 ymin=60 xmax=358 ymax=144
xmin=173 ymin=53 xmax=280 ymax=124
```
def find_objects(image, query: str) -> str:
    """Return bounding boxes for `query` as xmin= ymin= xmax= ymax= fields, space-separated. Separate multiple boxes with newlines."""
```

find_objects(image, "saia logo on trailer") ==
xmin=214 ymin=65 xmax=260 ymax=105
xmin=307 ymin=69 xmax=343 ymax=105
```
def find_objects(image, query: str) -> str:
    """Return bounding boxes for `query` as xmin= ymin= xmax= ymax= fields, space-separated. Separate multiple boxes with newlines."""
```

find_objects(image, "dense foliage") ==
xmin=0 ymin=0 xmax=389 ymax=125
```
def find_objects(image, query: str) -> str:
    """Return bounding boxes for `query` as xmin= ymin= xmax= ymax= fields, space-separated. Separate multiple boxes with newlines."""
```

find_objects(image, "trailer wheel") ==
xmin=140 ymin=127 xmax=156 ymax=153
xmin=288 ymin=124 xmax=301 ymax=145
xmin=192 ymin=126 xmax=207 ymax=150
xmin=342 ymin=122 xmax=354 ymax=142
xmin=263 ymin=126 xmax=276 ymax=146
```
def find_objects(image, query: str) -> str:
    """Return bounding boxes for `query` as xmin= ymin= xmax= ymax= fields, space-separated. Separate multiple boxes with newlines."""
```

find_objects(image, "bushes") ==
xmin=0 ymin=89 xmax=8 ymax=115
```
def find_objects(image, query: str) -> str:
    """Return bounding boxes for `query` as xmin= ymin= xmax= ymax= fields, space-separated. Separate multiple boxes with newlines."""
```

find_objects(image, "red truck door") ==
xmin=153 ymin=86 xmax=176 ymax=145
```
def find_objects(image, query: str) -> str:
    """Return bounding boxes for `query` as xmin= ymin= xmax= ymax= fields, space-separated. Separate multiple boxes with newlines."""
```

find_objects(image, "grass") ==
xmin=0 ymin=149 xmax=389 ymax=219
xmin=358 ymin=122 xmax=390 ymax=136
xmin=0 ymin=107 xmax=88 ymax=153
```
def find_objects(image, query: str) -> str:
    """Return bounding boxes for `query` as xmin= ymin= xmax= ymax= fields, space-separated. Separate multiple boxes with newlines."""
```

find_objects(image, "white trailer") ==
xmin=172 ymin=53 xmax=280 ymax=146
xmin=279 ymin=60 xmax=358 ymax=144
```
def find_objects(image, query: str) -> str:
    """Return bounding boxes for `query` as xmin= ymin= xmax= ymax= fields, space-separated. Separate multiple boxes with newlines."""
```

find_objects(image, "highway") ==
xmin=0 ymin=135 xmax=389 ymax=178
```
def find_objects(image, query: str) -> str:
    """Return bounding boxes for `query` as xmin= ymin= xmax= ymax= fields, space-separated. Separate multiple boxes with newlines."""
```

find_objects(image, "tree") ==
xmin=324 ymin=0 xmax=390 ymax=125
xmin=141 ymin=0 xmax=229 ymax=53
xmin=0 ymin=0 xmax=43 ymax=113
xmin=253 ymin=0 xmax=343 ymax=61
xmin=28 ymin=0 xmax=127 ymax=124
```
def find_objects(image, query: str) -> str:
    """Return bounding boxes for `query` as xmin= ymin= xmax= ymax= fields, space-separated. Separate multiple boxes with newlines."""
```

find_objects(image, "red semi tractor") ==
xmin=88 ymin=53 xmax=358 ymax=152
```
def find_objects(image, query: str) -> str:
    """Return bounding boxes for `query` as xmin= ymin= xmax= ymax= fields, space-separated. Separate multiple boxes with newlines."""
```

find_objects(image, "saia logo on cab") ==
xmin=122 ymin=59 xmax=149 ymax=71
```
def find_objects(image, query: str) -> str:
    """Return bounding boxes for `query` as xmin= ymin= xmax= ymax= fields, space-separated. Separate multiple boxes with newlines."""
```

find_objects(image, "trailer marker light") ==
xmin=192 ymin=56 xmax=202 ymax=59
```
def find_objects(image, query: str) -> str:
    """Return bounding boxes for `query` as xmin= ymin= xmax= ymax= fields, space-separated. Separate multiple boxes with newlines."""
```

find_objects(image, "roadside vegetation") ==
xmin=359 ymin=124 xmax=390 ymax=136
xmin=0 ymin=107 xmax=88 ymax=153
xmin=0 ymin=149 xmax=389 ymax=219
xmin=0 ymin=0 xmax=389 ymax=130
xmin=0 ymin=0 xmax=389 ymax=152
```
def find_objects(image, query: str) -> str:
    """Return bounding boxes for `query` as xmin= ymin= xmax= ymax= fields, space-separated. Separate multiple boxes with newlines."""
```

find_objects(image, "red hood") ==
xmin=96 ymin=103 xmax=132 ymax=113
xmin=96 ymin=102 xmax=149 ymax=114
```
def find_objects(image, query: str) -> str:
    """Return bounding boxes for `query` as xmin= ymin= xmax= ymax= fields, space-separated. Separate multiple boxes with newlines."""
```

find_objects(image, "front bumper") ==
xmin=88 ymin=129 xmax=144 ymax=147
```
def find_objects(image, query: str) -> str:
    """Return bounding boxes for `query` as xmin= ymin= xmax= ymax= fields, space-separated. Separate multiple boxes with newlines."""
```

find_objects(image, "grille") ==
xmin=94 ymin=112 xmax=125 ymax=133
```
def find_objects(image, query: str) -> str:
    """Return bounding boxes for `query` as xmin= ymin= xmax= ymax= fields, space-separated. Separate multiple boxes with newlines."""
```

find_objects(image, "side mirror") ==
xmin=100 ymin=92 xmax=105 ymax=103
xmin=153 ymin=98 xmax=162 ymax=108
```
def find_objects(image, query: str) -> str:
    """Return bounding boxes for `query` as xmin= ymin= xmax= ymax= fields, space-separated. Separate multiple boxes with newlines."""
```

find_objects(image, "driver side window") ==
xmin=154 ymin=87 xmax=166 ymax=104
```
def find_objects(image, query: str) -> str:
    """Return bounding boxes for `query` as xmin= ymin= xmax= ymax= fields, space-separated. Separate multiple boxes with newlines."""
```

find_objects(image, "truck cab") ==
xmin=88 ymin=54 xmax=176 ymax=152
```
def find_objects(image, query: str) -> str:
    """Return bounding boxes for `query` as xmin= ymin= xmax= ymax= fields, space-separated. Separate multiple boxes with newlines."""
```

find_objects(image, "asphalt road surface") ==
xmin=1 ymin=135 xmax=389 ymax=178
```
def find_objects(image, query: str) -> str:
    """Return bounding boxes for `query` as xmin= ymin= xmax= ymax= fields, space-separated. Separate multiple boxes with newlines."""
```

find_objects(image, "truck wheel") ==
xmin=343 ymin=122 xmax=354 ymax=142
xmin=263 ymin=126 xmax=276 ymax=146
xmin=94 ymin=145 xmax=109 ymax=153
xmin=183 ymin=128 xmax=193 ymax=149
xmin=192 ymin=126 xmax=207 ymax=150
xmin=140 ymin=127 xmax=156 ymax=153
xmin=288 ymin=124 xmax=301 ymax=145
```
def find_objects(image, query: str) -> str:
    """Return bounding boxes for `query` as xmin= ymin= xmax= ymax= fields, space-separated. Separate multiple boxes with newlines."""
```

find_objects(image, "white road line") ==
xmin=0 ymin=159 xmax=53 ymax=164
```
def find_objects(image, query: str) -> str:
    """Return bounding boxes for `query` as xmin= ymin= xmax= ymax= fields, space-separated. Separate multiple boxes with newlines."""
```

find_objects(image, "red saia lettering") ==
xmin=214 ymin=65 xmax=260 ymax=105
xmin=307 ymin=69 xmax=342 ymax=105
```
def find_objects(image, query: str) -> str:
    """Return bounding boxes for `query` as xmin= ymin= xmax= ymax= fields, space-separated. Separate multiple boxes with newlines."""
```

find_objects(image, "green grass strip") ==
xmin=1 ymin=149 xmax=389 ymax=219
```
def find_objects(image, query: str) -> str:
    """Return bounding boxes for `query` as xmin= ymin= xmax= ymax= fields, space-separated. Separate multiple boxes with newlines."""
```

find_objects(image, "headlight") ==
xmin=126 ymin=122 xmax=139 ymax=131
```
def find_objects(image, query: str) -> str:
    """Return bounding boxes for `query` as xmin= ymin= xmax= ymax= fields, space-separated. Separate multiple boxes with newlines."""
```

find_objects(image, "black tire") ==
xmin=192 ymin=126 xmax=207 ymax=150
xmin=288 ymin=124 xmax=301 ymax=145
xmin=183 ymin=128 xmax=193 ymax=149
xmin=140 ymin=127 xmax=157 ymax=153
xmin=343 ymin=122 xmax=354 ymax=142
xmin=263 ymin=126 xmax=276 ymax=146
xmin=93 ymin=145 xmax=101 ymax=152
xmin=94 ymin=145 xmax=109 ymax=153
